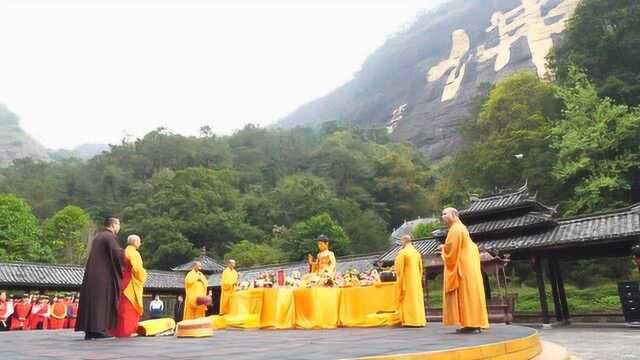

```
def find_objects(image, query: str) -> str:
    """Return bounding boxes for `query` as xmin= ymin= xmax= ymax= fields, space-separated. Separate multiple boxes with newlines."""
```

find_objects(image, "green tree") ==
xmin=283 ymin=213 xmax=350 ymax=261
xmin=343 ymin=210 xmax=389 ymax=254
xmin=371 ymin=144 xmax=432 ymax=226
xmin=269 ymin=174 xmax=335 ymax=226
xmin=224 ymin=240 xmax=287 ymax=267
xmin=128 ymin=216 xmax=198 ymax=270
xmin=552 ymin=67 xmax=640 ymax=214
xmin=312 ymin=131 xmax=373 ymax=195
xmin=0 ymin=194 xmax=52 ymax=262
xmin=43 ymin=205 xmax=92 ymax=264
xmin=411 ymin=221 xmax=443 ymax=239
xmin=457 ymin=71 xmax=562 ymax=200
xmin=551 ymin=0 xmax=640 ymax=105
xmin=122 ymin=167 xmax=264 ymax=261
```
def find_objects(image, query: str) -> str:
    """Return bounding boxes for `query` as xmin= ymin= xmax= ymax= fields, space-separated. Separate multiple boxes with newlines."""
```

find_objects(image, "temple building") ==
xmin=378 ymin=184 xmax=640 ymax=324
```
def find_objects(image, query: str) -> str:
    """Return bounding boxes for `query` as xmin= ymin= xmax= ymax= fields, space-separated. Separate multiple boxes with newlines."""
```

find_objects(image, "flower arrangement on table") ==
xmin=240 ymin=270 xmax=303 ymax=290
xmin=336 ymin=268 xmax=381 ymax=287
xmin=238 ymin=268 xmax=385 ymax=290
xmin=253 ymin=272 xmax=275 ymax=288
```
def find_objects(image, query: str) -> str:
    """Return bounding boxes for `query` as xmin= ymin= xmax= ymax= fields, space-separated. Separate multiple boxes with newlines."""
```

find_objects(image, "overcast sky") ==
xmin=0 ymin=0 xmax=440 ymax=149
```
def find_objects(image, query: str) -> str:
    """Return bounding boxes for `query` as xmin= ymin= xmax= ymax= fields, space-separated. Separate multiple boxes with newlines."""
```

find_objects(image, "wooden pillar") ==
xmin=632 ymin=244 xmax=640 ymax=275
xmin=482 ymin=271 xmax=492 ymax=301
xmin=423 ymin=268 xmax=429 ymax=311
xmin=553 ymin=258 xmax=570 ymax=323
xmin=532 ymin=255 xmax=550 ymax=325
xmin=547 ymin=257 xmax=564 ymax=321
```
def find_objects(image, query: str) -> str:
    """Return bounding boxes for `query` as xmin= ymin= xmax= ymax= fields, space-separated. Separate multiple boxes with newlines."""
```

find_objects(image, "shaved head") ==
xmin=400 ymin=234 xmax=412 ymax=247
xmin=441 ymin=207 xmax=460 ymax=227
xmin=193 ymin=261 xmax=203 ymax=271
xmin=127 ymin=234 xmax=141 ymax=248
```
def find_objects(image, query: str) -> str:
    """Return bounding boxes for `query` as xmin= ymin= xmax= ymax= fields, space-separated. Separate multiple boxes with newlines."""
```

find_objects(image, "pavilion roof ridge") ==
xmin=0 ymin=260 xmax=84 ymax=269
xmin=459 ymin=183 xmax=556 ymax=219
xmin=171 ymin=250 xmax=225 ymax=273
xmin=556 ymin=202 xmax=640 ymax=223
xmin=466 ymin=184 xmax=529 ymax=203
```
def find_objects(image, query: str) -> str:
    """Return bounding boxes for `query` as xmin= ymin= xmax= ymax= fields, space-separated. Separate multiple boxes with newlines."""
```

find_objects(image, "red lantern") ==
xmin=277 ymin=269 xmax=285 ymax=286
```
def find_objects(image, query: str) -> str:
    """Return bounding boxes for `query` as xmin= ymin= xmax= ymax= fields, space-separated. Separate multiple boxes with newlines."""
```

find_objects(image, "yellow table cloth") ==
xmin=260 ymin=287 xmax=296 ymax=329
xmin=226 ymin=283 xmax=399 ymax=330
xmin=293 ymin=287 xmax=341 ymax=329
xmin=339 ymin=282 xmax=399 ymax=327
xmin=223 ymin=288 xmax=263 ymax=328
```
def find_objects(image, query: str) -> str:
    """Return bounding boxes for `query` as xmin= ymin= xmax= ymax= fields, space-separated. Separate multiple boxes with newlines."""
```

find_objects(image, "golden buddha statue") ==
xmin=307 ymin=234 xmax=337 ymax=279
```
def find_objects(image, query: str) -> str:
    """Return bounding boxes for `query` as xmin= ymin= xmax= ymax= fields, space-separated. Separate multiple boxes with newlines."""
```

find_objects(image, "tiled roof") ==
xmin=0 ymin=262 xmax=184 ymax=290
xmin=478 ymin=205 xmax=640 ymax=252
xmin=377 ymin=239 xmax=441 ymax=263
xmin=379 ymin=204 xmax=640 ymax=261
xmin=0 ymin=262 xmax=84 ymax=288
xmin=144 ymin=271 xmax=185 ymax=290
xmin=459 ymin=185 xmax=555 ymax=218
xmin=432 ymin=213 xmax=557 ymax=239
xmin=208 ymin=254 xmax=381 ymax=285
xmin=171 ymin=254 xmax=225 ymax=273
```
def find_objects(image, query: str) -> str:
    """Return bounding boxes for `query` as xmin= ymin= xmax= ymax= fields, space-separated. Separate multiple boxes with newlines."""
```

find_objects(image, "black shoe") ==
xmin=93 ymin=332 xmax=115 ymax=340
xmin=456 ymin=327 xmax=481 ymax=334
xmin=86 ymin=332 xmax=114 ymax=340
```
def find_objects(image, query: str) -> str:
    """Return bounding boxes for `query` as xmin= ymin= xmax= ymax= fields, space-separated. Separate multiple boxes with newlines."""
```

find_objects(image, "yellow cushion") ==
xmin=361 ymin=310 xmax=401 ymax=327
xmin=222 ymin=313 xmax=260 ymax=329
xmin=137 ymin=318 xmax=176 ymax=336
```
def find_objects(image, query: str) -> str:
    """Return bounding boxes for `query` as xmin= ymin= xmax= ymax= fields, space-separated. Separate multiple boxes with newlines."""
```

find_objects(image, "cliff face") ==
xmin=276 ymin=0 xmax=578 ymax=160
xmin=0 ymin=105 xmax=49 ymax=167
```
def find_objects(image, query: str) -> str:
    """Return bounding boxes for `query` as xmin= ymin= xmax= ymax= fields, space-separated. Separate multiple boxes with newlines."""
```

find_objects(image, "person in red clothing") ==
xmin=67 ymin=297 xmax=79 ymax=329
xmin=10 ymin=294 xmax=32 ymax=330
xmin=0 ymin=291 xmax=12 ymax=331
xmin=30 ymin=296 xmax=50 ymax=330
xmin=111 ymin=235 xmax=147 ymax=337
xmin=27 ymin=295 xmax=39 ymax=329
xmin=49 ymin=296 xmax=68 ymax=329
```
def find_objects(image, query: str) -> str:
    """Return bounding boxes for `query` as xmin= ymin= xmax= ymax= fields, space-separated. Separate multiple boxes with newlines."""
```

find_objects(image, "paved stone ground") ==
xmin=537 ymin=325 xmax=640 ymax=360
xmin=0 ymin=324 xmax=534 ymax=360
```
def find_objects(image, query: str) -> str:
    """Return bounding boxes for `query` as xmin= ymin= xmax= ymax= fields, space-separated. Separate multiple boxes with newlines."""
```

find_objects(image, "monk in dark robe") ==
xmin=76 ymin=217 xmax=125 ymax=340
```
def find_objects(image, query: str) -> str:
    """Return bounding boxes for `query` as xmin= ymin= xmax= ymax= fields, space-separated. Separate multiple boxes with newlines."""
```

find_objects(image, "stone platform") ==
xmin=0 ymin=324 xmax=540 ymax=360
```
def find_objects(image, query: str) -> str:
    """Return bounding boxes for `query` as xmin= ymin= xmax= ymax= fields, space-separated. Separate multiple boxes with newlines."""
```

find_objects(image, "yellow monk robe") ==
xmin=112 ymin=245 xmax=148 ymax=337
xmin=310 ymin=250 xmax=337 ymax=278
xmin=183 ymin=269 xmax=208 ymax=320
xmin=394 ymin=243 xmax=426 ymax=326
xmin=123 ymin=245 xmax=148 ymax=316
xmin=442 ymin=220 xmax=489 ymax=328
xmin=219 ymin=267 xmax=238 ymax=315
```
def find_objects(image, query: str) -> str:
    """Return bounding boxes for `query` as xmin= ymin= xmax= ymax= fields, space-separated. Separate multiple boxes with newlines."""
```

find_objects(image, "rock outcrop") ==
xmin=276 ymin=0 xmax=578 ymax=161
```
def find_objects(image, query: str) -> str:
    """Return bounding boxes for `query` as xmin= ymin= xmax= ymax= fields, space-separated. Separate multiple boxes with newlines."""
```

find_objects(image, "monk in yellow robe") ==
xmin=440 ymin=207 xmax=489 ymax=333
xmin=219 ymin=259 xmax=238 ymax=315
xmin=394 ymin=235 xmax=426 ymax=326
xmin=113 ymin=235 xmax=148 ymax=337
xmin=183 ymin=261 xmax=209 ymax=320
xmin=307 ymin=234 xmax=336 ymax=279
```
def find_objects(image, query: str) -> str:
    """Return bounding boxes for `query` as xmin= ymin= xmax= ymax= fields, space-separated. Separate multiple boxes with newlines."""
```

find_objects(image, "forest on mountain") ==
xmin=0 ymin=0 xmax=638 ymax=290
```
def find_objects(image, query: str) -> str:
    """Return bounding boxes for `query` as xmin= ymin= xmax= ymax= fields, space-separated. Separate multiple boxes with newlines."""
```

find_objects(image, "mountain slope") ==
xmin=0 ymin=105 xmax=49 ymax=166
xmin=276 ymin=0 xmax=578 ymax=160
